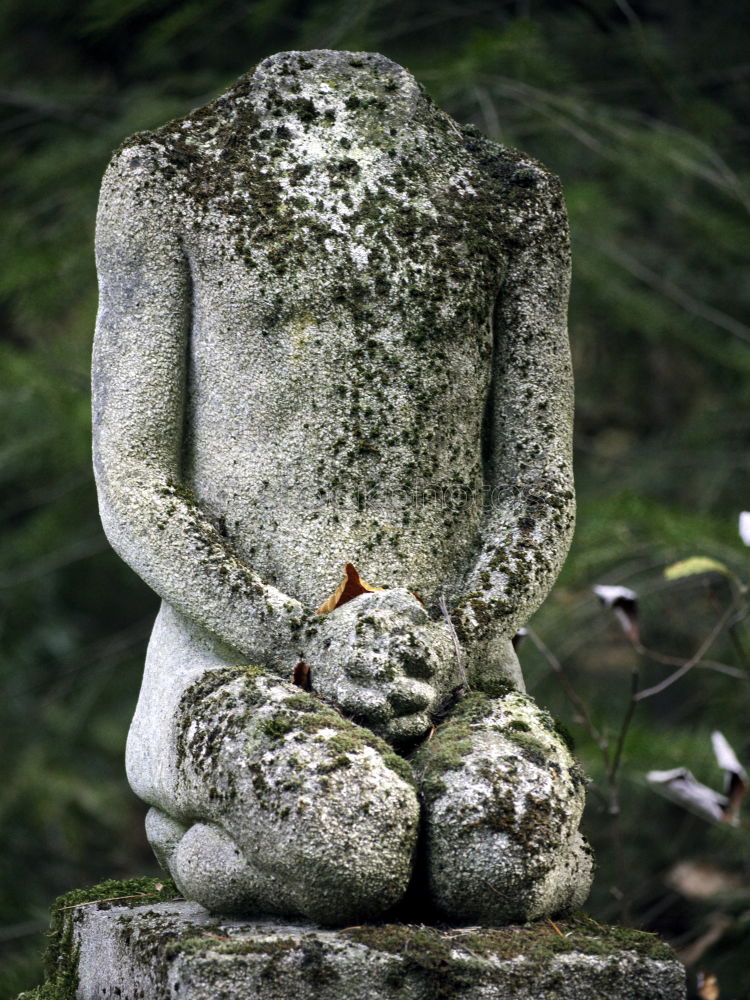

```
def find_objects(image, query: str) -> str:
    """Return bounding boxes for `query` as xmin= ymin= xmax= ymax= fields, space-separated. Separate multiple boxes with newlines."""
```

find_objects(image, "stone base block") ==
xmin=28 ymin=880 xmax=686 ymax=1000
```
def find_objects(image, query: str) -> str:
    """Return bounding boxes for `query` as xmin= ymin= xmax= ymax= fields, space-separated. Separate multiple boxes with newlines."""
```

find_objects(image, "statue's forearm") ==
xmin=450 ymin=146 xmax=575 ymax=656
xmin=95 ymin=462 xmax=313 ymax=668
xmin=93 ymin=146 xmax=311 ymax=669
xmin=451 ymin=472 xmax=575 ymax=647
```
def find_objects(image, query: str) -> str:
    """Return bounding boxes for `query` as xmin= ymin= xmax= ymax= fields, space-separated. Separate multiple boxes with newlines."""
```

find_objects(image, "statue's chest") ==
xmin=182 ymin=145 xmax=507 ymax=433
xmin=186 ymin=147 xmax=506 ymax=349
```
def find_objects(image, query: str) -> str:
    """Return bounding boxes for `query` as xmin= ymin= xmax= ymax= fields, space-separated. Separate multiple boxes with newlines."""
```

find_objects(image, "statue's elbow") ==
xmin=93 ymin=449 xmax=159 ymax=574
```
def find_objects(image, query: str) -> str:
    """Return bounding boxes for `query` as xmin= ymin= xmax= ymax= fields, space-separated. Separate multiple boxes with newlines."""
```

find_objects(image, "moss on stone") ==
xmin=472 ymin=672 xmax=516 ymax=699
xmin=165 ymin=932 xmax=342 ymax=984
xmin=49 ymin=876 xmax=181 ymax=917
xmin=25 ymin=882 xmax=676 ymax=998
xmin=22 ymin=878 xmax=180 ymax=1000
xmin=109 ymin=49 xmax=570 ymax=554
xmin=502 ymin=728 xmax=548 ymax=768
xmin=166 ymin=934 xmax=299 ymax=958
xmin=258 ymin=688 xmax=416 ymax=788
xmin=509 ymin=718 xmax=531 ymax=732
xmin=175 ymin=665 xmax=267 ymax=772
xmin=411 ymin=692 xmax=495 ymax=797
xmin=344 ymin=923 xmax=481 ymax=995
xmin=343 ymin=912 xmax=676 ymax=969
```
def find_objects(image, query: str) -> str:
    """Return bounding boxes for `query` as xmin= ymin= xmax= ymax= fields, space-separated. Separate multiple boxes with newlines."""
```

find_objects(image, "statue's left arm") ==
xmin=452 ymin=156 xmax=575 ymax=689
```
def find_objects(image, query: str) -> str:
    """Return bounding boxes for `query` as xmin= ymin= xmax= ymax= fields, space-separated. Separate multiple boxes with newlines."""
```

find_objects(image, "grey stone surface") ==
xmin=412 ymin=691 xmax=592 ymax=923
xmin=63 ymin=898 xmax=686 ymax=1000
xmin=93 ymin=48 xmax=583 ymax=922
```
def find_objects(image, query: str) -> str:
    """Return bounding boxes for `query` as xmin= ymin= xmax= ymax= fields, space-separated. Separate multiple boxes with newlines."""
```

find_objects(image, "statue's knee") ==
xmin=292 ymin=770 xmax=420 ymax=923
xmin=238 ymin=693 xmax=421 ymax=922
xmin=174 ymin=677 xmax=420 ymax=921
xmin=171 ymin=665 xmax=288 ymax=809
xmin=412 ymin=690 xmax=592 ymax=921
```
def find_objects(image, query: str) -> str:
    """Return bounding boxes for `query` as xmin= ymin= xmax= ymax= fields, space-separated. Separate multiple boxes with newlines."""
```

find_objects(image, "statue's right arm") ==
xmin=92 ymin=145 xmax=310 ymax=670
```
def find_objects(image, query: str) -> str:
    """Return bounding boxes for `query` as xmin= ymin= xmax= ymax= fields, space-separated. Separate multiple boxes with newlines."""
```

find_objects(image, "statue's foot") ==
xmin=145 ymin=807 xmax=188 ymax=872
xmin=145 ymin=809 xmax=271 ymax=912
xmin=141 ymin=667 xmax=421 ymax=924
xmin=412 ymin=690 xmax=593 ymax=923
xmin=169 ymin=820 xmax=265 ymax=912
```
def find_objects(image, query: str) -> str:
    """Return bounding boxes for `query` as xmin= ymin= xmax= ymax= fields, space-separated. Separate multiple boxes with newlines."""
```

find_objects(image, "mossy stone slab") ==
xmin=30 ymin=889 xmax=685 ymax=999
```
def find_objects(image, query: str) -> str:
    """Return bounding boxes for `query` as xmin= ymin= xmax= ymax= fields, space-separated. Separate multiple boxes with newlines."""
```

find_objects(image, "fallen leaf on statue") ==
xmin=291 ymin=661 xmax=311 ymax=690
xmin=316 ymin=563 xmax=384 ymax=615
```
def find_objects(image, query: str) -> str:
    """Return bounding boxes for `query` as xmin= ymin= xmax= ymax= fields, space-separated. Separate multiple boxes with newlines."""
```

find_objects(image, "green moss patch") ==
xmin=411 ymin=692 xmax=496 ymax=797
xmin=175 ymin=664 xmax=267 ymax=771
xmin=260 ymin=689 xmax=416 ymax=788
xmin=343 ymin=913 xmax=675 ymax=994
xmin=24 ymin=880 xmax=674 ymax=1000
xmin=22 ymin=877 xmax=180 ymax=1000
xmin=165 ymin=934 xmax=298 ymax=959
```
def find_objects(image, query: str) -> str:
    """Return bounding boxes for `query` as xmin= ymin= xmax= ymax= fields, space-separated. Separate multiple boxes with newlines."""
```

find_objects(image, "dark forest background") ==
xmin=2 ymin=1 xmax=750 ymax=996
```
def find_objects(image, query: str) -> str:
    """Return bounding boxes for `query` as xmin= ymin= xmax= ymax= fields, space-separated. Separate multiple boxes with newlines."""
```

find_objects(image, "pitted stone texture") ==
xmin=139 ymin=665 xmax=419 ymax=923
xmin=305 ymin=588 xmax=460 ymax=744
xmin=412 ymin=690 xmax=593 ymax=923
xmin=63 ymin=899 xmax=686 ymax=1000
xmin=94 ymin=48 xmax=579 ymax=924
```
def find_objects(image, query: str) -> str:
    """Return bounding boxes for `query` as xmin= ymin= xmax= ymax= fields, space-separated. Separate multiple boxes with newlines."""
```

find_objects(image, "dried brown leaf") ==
xmin=316 ymin=563 xmax=384 ymax=615
xmin=291 ymin=661 xmax=311 ymax=690
xmin=697 ymin=971 xmax=720 ymax=999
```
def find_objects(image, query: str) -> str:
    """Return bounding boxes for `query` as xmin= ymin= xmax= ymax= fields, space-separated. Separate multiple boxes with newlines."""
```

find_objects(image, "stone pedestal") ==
xmin=31 ymin=881 xmax=686 ymax=1000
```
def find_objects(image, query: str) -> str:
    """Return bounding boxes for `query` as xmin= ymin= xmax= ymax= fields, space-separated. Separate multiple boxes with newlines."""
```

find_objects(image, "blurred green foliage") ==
xmin=2 ymin=0 xmax=749 ymax=996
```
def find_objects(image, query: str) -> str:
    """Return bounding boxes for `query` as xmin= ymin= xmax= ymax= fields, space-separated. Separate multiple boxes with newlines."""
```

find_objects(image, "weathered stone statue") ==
xmin=93 ymin=49 xmax=591 ymax=926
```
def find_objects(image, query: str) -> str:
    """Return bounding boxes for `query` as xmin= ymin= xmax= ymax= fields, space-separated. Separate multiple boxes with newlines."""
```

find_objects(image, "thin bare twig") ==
xmin=608 ymin=669 xmax=640 ymax=806
xmin=600 ymin=244 xmax=750 ymax=346
xmin=439 ymin=594 xmax=469 ymax=689
xmin=635 ymin=598 xmax=740 ymax=701
xmin=632 ymin=641 xmax=747 ymax=679
xmin=524 ymin=626 xmax=607 ymax=753
xmin=707 ymin=587 xmax=750 ymax=672
xmin=60 ymin=892 xmax=172 ymax=910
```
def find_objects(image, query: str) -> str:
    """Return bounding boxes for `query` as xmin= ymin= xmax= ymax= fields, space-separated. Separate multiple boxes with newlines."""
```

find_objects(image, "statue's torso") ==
xmin=137 ymin=53 xmax=515 ymax=607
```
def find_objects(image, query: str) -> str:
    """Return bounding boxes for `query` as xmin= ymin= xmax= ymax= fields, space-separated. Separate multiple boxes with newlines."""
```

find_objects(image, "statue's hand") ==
xmin=450 ymin=597 xmax=526 ymax=695
xmin=304 ymin=589 xmax=458 ymax=744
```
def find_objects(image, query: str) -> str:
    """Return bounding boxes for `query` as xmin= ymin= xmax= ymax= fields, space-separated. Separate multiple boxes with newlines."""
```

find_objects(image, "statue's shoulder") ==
xmin=97 ymin=131 xmax=174 ymax=240
xmin=460 ymin=125 xmax=562 ymax=196
xmin=460 ymin=125 xmax=568 ymax=245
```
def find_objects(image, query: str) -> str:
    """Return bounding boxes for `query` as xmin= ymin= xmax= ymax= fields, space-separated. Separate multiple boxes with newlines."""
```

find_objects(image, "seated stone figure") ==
xmin=93 ymin=49 xmax=592 ymax=926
